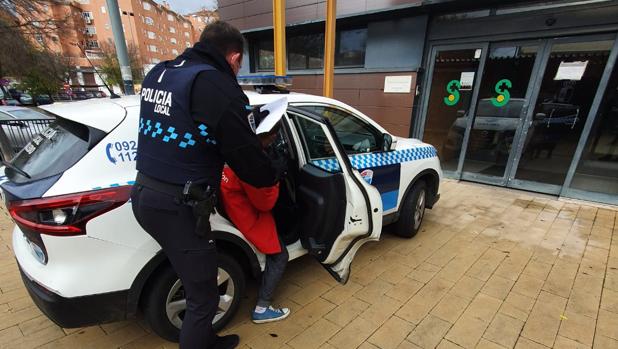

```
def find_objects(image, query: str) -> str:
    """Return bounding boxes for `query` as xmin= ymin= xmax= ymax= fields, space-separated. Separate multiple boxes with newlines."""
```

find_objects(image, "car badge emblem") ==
xmin=360 ymin=169 xmax=374 ymax=185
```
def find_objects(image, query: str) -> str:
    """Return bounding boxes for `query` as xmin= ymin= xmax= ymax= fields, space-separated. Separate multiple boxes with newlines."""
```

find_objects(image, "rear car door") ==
xmin=287 ymin=106 xmax=382 ymax=283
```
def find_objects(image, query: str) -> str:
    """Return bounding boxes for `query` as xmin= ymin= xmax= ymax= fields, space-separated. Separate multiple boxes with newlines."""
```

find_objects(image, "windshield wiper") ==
xmin=2 ymin=160 xmax=31 ymax=179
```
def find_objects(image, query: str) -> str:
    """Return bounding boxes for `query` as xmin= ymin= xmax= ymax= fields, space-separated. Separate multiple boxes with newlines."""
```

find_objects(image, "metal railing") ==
xmin=0 ymin=118 xmax=54 ymax=161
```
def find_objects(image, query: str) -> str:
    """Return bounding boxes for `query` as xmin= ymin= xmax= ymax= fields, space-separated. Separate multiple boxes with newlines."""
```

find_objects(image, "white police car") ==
xmin=3 ymin=87 xmax=441 ymax=341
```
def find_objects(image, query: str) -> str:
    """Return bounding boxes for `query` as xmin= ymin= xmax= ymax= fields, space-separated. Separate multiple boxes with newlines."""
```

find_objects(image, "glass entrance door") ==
xmin=509 ymin=38 xmax=615 ymax=194
xmin=461 ymin=43 xmax=541 ymax=184
xmin=420 ymin=35 xmax=618 ymax=200
xmin=421 ymin=46 xmax=485 ymax=175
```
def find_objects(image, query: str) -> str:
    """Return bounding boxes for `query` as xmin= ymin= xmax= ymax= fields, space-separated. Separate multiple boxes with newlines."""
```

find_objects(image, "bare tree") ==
xmin=0 ymin=0 xmax=71 ymax=35
xmin=98 ymin=39 xmax=144 ymax=93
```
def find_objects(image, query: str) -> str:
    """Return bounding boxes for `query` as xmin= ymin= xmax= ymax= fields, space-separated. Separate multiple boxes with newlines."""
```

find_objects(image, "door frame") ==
xmin=460 ymin=39 xmax=549 ymax=187
xmin=415 ymin=42 xmax=489 ymax=179
xmin=560 ymin=32 xmax=618 ymax=204
xmin=506 ymin=33 xmax=618 ymax=195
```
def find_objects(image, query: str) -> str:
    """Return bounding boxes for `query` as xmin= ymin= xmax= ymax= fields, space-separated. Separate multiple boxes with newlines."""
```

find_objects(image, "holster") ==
xmin=183 ymin=181 xmax=217 ymax=238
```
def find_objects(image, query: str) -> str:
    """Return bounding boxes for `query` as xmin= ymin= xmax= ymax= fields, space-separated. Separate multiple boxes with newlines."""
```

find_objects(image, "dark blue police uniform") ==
xmin=131 ymin=40 xmax=279 ymax=349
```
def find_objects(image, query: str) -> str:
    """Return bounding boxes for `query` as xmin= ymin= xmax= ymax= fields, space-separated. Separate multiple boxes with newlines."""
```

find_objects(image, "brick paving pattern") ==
xmin=0 ymin=180 xmax=617 ymax=348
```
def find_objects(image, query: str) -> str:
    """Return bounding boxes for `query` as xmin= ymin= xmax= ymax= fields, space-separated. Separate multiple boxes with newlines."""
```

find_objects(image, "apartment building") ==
xmin=39 ymin=0 xmax=196 ymax=90
xmin=186 ymin=9 xmax=219 ymax=41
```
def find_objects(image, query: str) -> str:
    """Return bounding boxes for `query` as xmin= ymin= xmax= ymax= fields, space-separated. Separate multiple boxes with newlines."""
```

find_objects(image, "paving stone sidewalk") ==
xmin=0 ymin=180 xmax=617 ymax=348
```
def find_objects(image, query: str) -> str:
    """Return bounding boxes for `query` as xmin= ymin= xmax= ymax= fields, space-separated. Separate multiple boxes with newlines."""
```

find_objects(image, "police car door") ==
xmin=287 ymin=106 xmax=382 ymax=283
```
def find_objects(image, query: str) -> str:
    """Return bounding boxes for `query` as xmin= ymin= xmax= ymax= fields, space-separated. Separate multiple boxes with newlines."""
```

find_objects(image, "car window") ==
xmin=291 ymin=114 xmax=341 ymax=173
xmin=298 ymin=105 xmax=382 ymax=154
xmin=7 ymin=118 xmax=94 ymax=184
xmin=7 ymin=108 xmax=54 ymax=120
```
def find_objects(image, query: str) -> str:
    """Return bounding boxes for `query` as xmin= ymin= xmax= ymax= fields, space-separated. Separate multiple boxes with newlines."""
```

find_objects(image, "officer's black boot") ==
xmin=212 ymin=334 xmax=239 ymax=349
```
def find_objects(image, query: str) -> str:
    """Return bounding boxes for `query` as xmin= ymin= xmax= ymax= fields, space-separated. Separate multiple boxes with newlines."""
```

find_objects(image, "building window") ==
xmin=197 ymin=17 xmax=202 ymax=22
xmin=147 ymin=31 xmax=156 ymax=39
xmin=143 ymin=2 xmax=151 ymax=10
xmin=183 ymin=22 xmax=189 ymax=28
xmin=255 ymin=39 xmax=274 ymax=71
xmin=172 ymin=49 xmax=179 ymax=55
xmin=145 ymin=16 xmax=153 ymax=25
xmin=86 ymin=40 xmax=99 ymax=49
xmin=82 ymin=11 xmax=93 ymax=24
xmin=167 ymin=14 xmax=174 ymax=21
xmin=186 ymin=41 xmax=191 ymax=48
xmin=105 ymin=23 xmax=110 ymax=30
xmin=169 ymin=27 xmax=176 ymax=33
xmin=101 ymin=6 xmax=106 ymax=14
xmin=335 ymin=28 xmax=367 ymax=67
xmin=151 ymin=58 xmax=160 ymax=63
xmin=148 ymin=45 xmax=157 ymax=52
xmin=184 ymin=32 xmax=189 ymax=38
xmin=288 ymin=33 xmax=324 ymax=70
xmin=84 ymin=26 xmax=96 ymax=35
xmin=170 ymin=37 xmax=177 ymax=44
xmin=254 ymin=27 xmax=367 ymax=71
xmin=34 ymin=33 xmax=44 ymax=44
xmin=85 ymin=50 xmax=103 ymax=59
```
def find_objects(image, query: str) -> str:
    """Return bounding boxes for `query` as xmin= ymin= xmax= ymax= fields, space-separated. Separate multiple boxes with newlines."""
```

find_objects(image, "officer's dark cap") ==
xmin=199 ymin=21 xmax=245 ymax=58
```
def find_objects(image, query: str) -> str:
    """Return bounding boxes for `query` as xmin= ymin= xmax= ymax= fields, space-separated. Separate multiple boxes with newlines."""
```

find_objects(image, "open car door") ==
xmin=287 ymin=106 xmax=383 ymax=283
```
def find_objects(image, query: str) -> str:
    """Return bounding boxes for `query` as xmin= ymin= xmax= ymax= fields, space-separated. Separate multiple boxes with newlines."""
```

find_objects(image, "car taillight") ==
xmin=8 ymin=186 xmax=132 ymax=236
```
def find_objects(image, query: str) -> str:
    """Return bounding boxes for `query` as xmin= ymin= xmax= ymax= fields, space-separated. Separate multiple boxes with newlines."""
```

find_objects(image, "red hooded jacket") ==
xmin=220 ymin=166 xmax=281 ymax=254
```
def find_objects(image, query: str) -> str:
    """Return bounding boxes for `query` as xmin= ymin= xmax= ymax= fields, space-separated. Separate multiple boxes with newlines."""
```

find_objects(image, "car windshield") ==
xmin=7 ymin=117 xmax=93 ymax=184
xmin=476 ymin=99 xmax=524 ymax=118
xmin=7 ymin=108 xmax=54 ymax=120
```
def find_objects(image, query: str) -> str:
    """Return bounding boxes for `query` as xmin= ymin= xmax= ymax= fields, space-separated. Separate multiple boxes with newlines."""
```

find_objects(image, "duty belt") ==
xmin=135 ymin=172 xmax=185 ymax=201
xmin=135 ymin=172 xmax=216 ymax=238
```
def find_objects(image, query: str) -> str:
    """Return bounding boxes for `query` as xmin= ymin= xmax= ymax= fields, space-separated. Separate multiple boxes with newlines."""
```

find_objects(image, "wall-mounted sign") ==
xmin=555 ymin=61 xmax=588 ymax=81
xmin=384 ymin=75 xmax=412 ymax=93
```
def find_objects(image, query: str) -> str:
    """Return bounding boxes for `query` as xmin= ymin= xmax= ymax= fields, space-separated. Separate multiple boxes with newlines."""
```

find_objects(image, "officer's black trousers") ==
xmin=131 ymin=185 xmax=219 ymax=349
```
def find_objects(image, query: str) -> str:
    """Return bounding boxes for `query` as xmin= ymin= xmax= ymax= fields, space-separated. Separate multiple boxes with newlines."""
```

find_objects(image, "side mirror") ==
xmin=383 ymin=133 xmax=393 ymax=152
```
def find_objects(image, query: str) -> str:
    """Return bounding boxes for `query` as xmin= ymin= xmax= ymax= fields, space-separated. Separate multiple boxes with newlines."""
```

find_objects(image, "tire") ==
xmin=142 ymin=252 xmax=246 ymax=342
xmin=394 ymin=180 xmax=427 ymax=238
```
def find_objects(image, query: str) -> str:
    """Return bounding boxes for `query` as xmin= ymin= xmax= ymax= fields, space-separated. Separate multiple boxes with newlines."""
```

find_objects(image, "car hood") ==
xmin=39 ymin=98 xmax=127 ymax=133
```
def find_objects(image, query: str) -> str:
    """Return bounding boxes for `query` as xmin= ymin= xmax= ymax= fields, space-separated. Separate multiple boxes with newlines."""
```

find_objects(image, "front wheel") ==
xmin=394 ymin=181 xmax=427 ymax=238
xmin=142 ymin=252 xmax=246 ymax=342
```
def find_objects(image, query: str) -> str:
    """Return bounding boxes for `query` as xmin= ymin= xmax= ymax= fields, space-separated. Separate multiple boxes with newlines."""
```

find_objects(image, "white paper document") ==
xmin=555 ymin=61 xmax=588 ymax=81
xmin=460 ymin=72 xmax=475 ymax=90
xmin=256 ymin=97 xmax=288 ymax=134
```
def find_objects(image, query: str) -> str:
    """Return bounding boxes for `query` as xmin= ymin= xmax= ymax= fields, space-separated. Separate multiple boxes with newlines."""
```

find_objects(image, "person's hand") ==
xmin=251 ymin=106 xmax=270 ymax=124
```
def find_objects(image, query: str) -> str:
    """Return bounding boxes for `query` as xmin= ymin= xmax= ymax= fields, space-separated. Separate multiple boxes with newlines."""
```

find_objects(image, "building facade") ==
xmin=221 ymin=0 xmax=618 ymax=205
xmin=186 ymin=9 xmax=219 ymax=41
xmin=40 ymin=0 xmax=197 ymax=91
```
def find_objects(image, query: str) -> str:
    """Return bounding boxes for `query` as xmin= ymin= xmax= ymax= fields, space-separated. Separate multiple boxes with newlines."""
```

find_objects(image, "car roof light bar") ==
xmin=237 ymin=75 xmax=292 ymax=87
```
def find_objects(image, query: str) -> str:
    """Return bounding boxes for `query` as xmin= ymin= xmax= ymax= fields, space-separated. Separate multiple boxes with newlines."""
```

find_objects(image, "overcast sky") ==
xmin=156 ymin=0 xmax=218 ymax=14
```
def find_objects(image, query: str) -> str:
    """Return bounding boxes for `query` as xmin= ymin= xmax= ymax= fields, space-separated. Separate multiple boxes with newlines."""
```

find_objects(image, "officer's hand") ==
xmin=252 ymin=106 xmax=270 ymax=123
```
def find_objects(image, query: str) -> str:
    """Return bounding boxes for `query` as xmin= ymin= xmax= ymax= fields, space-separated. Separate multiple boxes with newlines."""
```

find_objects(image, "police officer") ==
xmin=131 ymin=21 xmax=279 ymax=349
